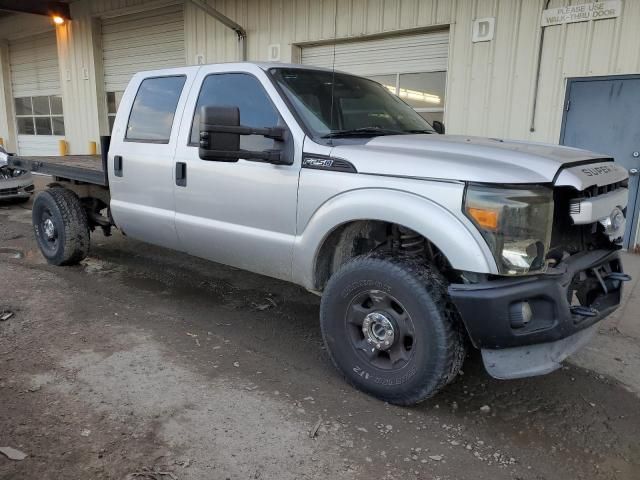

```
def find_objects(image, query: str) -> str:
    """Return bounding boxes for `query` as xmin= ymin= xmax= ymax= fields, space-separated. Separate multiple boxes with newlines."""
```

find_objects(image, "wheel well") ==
xmin=314 ymin=220 xmax=456 ymax=291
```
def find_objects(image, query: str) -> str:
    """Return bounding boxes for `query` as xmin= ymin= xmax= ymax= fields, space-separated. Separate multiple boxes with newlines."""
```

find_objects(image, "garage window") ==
xmin=368 ymin=72 xmax=446 ymax=124
xmin=300 ymin=31 xmax=449 ymax=125
xmin=14 ymin=95 xmax=65 ymax=136
xmin=106 ymin=91 xmax=124 ymax=132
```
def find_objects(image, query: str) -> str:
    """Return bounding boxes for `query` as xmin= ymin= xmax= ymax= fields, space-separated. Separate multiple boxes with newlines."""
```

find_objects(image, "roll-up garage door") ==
xmin=102 ymin=3 xmax=185 ymax=129
xmin=9 ymin=30 xmax=64 ymax=155
xmin=102 ymin=4 xmax=185 ymax=91
xmin=301 ymin=30 xmax=449 ymax=123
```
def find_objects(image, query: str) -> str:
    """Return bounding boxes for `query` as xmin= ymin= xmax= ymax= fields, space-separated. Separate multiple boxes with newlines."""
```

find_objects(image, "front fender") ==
xmin=292 ymin=187 xmax=498 ymax=290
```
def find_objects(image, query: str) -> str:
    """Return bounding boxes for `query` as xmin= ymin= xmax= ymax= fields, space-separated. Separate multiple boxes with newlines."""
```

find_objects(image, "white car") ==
xmin=0 ymin=146 xmax=33 ymax=203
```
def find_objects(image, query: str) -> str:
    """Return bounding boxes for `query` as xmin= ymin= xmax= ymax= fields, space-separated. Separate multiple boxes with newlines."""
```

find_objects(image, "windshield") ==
xmin=269 ymin=68 xmax=435 ymax=140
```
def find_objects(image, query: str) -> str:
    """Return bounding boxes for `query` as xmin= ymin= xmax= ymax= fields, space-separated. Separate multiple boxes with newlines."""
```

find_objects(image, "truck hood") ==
xmin=330 ymin=134 xmax=610 ymax=184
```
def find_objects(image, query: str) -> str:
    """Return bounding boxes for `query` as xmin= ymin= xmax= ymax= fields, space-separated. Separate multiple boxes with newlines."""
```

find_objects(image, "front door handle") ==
xmin=113 ymin=155 xmax=123 ymax=177
xmin=175 ymin=162 xmax=187 ymax=186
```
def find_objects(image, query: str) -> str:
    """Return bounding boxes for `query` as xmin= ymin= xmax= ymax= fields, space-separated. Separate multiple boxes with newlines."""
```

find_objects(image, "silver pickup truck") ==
xmin=9 ymin=63 xmax=631 ymax=405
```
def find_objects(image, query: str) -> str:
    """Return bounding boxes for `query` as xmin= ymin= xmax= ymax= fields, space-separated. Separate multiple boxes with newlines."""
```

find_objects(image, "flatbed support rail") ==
xmin=8 ymin=155 xmax=107 ymax=186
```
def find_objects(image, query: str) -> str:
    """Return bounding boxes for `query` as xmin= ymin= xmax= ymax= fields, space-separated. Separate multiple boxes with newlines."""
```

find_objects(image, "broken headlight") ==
xmin=464 ymin=184 xmax=554 ymax=275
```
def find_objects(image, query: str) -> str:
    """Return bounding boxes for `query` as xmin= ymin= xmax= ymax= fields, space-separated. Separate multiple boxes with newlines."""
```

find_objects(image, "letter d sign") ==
xmin=472 ymin=17 xmax=495 ymax=43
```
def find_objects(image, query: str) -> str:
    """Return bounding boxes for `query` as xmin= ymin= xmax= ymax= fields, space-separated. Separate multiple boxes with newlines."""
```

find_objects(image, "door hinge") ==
xmin=565 ymin=100 xmax=571 ymax=112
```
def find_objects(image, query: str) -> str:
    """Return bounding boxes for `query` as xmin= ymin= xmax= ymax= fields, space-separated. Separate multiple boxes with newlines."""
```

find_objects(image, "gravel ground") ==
xmin=1 ymin=195 xmax=639 ymax=480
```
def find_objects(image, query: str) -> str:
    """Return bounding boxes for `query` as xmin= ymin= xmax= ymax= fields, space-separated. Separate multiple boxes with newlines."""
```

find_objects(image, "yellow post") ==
xmin=58 ymin=139 xmax=68 ymax=156
xmin=88 ymin=141 xmax=97 ymax=155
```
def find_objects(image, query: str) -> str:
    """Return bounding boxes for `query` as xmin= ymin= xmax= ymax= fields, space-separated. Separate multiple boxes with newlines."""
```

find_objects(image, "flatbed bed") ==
xmin=8 ymin=154 xmax=107 ymax=186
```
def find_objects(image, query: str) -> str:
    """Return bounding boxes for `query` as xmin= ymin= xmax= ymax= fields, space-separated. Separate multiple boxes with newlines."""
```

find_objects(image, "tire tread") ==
xmin=33 ymin=187 xmax=89 ymax=265
xmin=320 ymin=252 xmax=466 ymax=405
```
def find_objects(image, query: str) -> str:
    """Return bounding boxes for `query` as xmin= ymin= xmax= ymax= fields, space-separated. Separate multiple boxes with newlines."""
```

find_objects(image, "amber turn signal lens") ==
xmin=467 ymin=207 xmax=499 ymax=230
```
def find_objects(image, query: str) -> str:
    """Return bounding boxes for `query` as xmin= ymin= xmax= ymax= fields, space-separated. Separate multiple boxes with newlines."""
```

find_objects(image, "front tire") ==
xmin=32 ymin=188 xmax=89 ymax=266
xmin=320 ymin=254 xmax=465 ymax=405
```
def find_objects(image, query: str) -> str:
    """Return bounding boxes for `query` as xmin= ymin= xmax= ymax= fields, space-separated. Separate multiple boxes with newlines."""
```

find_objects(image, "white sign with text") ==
xmin=541 ymin=0 xmax=621 ymax=27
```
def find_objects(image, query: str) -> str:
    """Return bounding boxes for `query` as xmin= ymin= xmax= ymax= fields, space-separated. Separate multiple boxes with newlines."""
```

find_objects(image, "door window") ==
xmin=189 ymin=73 xmax=280 ymax=151
xmin=125 ymin=76 xmax=186 ymax=143
xmin=14 ymin=95 xmax=65 ymax=135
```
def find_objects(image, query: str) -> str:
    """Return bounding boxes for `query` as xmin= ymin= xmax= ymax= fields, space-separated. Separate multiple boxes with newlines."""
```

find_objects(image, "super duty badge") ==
xmin=581 ymin=165 xmax=616 ymax=176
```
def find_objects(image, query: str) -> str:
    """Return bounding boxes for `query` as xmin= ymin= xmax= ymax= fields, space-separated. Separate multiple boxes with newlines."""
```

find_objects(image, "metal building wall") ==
xmin=447 ymin=0 xmax=640 ymax=143
xmin=184 ymin=0 xmax=454 ymax=65
xmin=0 ymin=0 xmax=639 ymax=150
xmin=0 ymin=14 xmax=54 ymax=152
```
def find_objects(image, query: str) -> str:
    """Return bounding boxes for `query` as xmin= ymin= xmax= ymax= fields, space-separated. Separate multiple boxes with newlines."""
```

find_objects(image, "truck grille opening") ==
xmin=549 ymin=185 xmax=622 ymax=263
xmin=581 ymin=179 xmax=627 ymax=198
xmin=0 ymin=187 xmax=19 ymax=196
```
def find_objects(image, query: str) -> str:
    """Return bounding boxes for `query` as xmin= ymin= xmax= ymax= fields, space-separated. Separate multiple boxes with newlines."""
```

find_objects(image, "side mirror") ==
xmin=198 ymin=106 xmax=290 ymax=164
xmin=432 ymin=120 xmax=445 ymax=135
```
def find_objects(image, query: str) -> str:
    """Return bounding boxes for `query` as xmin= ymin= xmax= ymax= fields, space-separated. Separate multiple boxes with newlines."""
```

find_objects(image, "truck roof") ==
xmin=131 ymin=61 xmax=336 ymax=79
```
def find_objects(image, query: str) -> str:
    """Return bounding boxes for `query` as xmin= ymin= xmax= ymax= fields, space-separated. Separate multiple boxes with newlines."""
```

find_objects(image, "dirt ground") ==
xmin=1 ymin=191 xmax=640 ymax=480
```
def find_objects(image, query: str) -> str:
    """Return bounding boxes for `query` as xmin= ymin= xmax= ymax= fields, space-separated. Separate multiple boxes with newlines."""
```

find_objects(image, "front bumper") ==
xmin=480 ymin=324 xmax=597 ymax=379
xmin=448 ymin=250 xmax=625 ymax=350
xmin=0 ymin=173 xmax=34 ymax=199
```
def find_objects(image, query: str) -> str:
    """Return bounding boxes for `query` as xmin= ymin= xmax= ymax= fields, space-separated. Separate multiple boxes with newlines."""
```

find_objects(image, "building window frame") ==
xmin=14 ymin=95 xmax=65 ymax=136
xmin=367 ymin=71 xmax=446 ymax=124
xmin=106 ymin=91 xmax=124 ymax=133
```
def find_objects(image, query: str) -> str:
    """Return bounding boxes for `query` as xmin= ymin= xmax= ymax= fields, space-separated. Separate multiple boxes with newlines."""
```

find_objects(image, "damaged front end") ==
xmin=449 ymin=160 xmax=631 ymax=379
xmin=0 ymin=147 xmax=34 ymax=201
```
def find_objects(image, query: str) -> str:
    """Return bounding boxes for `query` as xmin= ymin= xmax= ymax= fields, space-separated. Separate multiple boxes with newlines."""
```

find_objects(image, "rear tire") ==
xmin=32 ymin=188 xmax=89 ymax=265
xmin=320 ymin=253 xmax=465 ymax=405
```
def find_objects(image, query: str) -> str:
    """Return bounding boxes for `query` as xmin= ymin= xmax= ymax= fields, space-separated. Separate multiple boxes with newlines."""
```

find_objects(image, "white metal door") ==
xmin=9 ymin=31 xmax=64 ymax=155
xmin=102 ymin=3 xmax=186 ymax=130
xmin=300 ymin=31 xmax=449 ymax=123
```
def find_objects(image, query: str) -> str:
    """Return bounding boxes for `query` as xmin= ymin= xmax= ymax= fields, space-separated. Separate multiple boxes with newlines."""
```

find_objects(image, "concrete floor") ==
xmin=571 ymin=250 xmax=640 ymax=395
xmin=1 ymin=186 xmax=640 ymax=480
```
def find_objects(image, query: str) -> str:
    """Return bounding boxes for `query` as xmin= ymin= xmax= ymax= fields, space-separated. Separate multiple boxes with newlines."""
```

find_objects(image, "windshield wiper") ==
xmin=403 ymin=129 xmax=435 ymax=134
xmin=321 ymin=127 xmax=406 ymax=138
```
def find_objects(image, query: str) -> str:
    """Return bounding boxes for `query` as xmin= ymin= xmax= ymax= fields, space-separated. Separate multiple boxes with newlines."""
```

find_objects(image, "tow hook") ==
xmin=570 ymin=306 xmax=599 ymax=317
xmin=591 ymin=268 xmax=631 ymax=295
xmin=605 ymin=272 xmax=632 ymax=282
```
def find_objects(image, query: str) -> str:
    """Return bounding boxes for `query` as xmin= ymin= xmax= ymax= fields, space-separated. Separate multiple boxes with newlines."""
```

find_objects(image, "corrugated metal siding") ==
xmin=300 ymin=30 xmax=448 ymax=76
xmin=445 ymin=0 xmax=640 ymax=144
xmin=102 ymin=4 xmax=185 ymax=91
xmin=9 ymin=31 xmax=60 ymax=97
xmin=55 ymin=0 xmax=108 ymax=153
xmin=184 ymin=0 xmax=454 ymax=65
xmin=90 ymin=0 xmax=179 ymax=16
xmin=16 ymin=135 xmax=62 ymax=156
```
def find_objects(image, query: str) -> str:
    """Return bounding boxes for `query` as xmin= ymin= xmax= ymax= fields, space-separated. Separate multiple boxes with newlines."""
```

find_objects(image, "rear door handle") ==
xmin=175 ymin=162 xmax=187 ymax=186
xmin=113 ymin=155 xmax=123 ymax=177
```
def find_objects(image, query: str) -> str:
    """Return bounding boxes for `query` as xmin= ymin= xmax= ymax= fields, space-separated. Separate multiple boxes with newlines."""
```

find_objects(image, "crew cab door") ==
xmin=172 ymin=65 xmax=303 ymax=281
xmin=108 ymin=69 xmax=197 ymax=249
